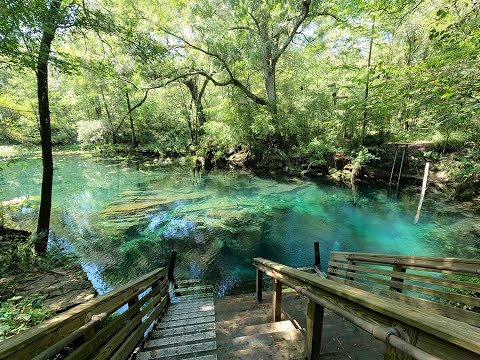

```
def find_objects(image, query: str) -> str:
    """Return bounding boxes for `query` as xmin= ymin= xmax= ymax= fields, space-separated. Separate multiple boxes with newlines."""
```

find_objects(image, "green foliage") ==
xmin=77 ymin=120 xmax=107 ymax=145
xmin=352 ymin=146 xmax=378 ymax=167
xmin=0 ymin=235 xmax=77 ymax=276
xmin=0 ymin=0 xmax=478 ymax=200
xmin=0 ymin=296 xmax=52 ymax=340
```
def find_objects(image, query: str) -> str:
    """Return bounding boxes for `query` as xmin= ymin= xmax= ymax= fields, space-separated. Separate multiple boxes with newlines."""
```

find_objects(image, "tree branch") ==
xmin=274 ymin=0 xmax=312 ymax=61
xmin=158 ymin=27 xmax=268 ymax=107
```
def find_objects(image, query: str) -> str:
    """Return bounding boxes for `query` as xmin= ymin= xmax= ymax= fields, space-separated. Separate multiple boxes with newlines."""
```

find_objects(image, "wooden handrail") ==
xmin=331 ymin=252 xmax=480 ymax=275
xmin=253 ymin=257 xmax=480 ymax=360
xmin=0 ymin=266 xmax=167 ymax=360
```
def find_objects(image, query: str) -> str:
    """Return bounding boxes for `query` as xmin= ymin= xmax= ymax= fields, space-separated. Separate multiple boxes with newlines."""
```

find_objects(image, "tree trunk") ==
xmin=264 ymin=65 xmax=277 ymax=115
xmin=126 ymin=90 xmax=138 ymax=148
xmin=35 ymin=0 xmax=62 ymax=255
xmin=100 ymin=87 xmax=116 ymax=144
xmin=361 ymin=20 xmax=375 ymax=143
xmin=184 ymin=77 xmax=209 ymax=142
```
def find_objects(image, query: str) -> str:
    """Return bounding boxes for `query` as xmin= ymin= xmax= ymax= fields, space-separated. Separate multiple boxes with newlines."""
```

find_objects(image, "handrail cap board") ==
xmin=0 ymin=267 xmax=165 ymax=359
xmin=253 ymin=257 xmax=480 ymax=355
xmin=331 ymin=253 xmax=480 ymax=274
xmin=331 ymin=252 xmax=480 ymax=265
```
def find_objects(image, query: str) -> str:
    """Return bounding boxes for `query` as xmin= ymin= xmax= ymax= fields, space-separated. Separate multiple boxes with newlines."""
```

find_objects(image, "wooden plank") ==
xmin=157 ymin=315 xmax=215 ymax=329
xmin=415 ymin=330 xmax=480 ymax=360
xmin=166 ymin=303 xmax=214 ymax=316
xmin=328 ymin=275 xmax=480 ymax=328
xmin=110 ymin=296 xmax=169 ymax=360
xmin=272 ymin=279 xmax=282 ymax=322
xmin=152 ymin=322 xmax=216 ymax=337
xmin=92 ymin=293 xmax=165 ymax=360
xmin=144 ymin=330 xmax=216 ymax=348
xmin=0 ymin=267 xmax=166 ymax=360
xmin=390 ymin=264 xmax=405 ymax=293
xmin=328 ymin=268 xmax=480 ymax=308
xmin=254 ymin=258 xmax=480 ymax=355
xmin=256 ymin=268 xmax=263 ymax=303
xmin=65 ymin=279 xmax=167 ymax=360
xmin=162 ymin=309 xmax=215 ymax=322
xmin=330 ymin=252 xmax=480 ymax=266
xmin=330 ymin=253 xmax=480 ymax=275
xmin=136 ymin=341 xmax=216 ymax=360
xmin=328 ymin=261 xmax=480 ymax=293
xmin=346 ymin=259 xmax=356 ymax=281
xmin=304 ymin=299 xmax=323 ymax=360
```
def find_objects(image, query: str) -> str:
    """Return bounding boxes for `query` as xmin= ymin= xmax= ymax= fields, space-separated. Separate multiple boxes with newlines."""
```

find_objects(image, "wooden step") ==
xmin=171 ymin=293 xmax=213 ymax=303
xmin=168 ymin=299 xmax=214 ymax=314
xmin=216 ymin=330 xmax=304 ymax=360
xmin=167 ymin=301 xmax=214 ymax=316
xmin=156 ymin=315 xmax=216 ymax=329
xmin=176 ymin=279 xmax=202 ymax=285
xmin=216 ymin=319 xmax=297 ymax=338
xmin=144 ymin=330 xmax=216 ymax=349
xmin=162 ymin=309 xmax=215 ymax=322
xmin=136 ymin=341 xmax=217 ymax=360
xmin=174 ymin=285 xmax=213 ymax=296
xmin=217 ymin=328 xmax=303 ymax=351
xmin=152 ymin=322 xmax=216 ymax=338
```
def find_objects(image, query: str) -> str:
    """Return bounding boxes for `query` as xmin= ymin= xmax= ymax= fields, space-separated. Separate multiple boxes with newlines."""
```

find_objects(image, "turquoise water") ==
xmin=1 ymin=155 xmax=479 ymax=295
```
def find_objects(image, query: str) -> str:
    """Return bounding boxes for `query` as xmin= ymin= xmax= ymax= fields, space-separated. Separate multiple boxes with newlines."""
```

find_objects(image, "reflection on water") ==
xmin=1 ymin=155 xmax=479 ymax=296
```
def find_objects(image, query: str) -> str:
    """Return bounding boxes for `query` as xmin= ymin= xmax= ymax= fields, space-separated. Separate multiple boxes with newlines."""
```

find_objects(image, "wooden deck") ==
xmin=135 ymin=281 xmax=385 ymax=360
xmin=216 ymin=291 xmax=385 ymax=360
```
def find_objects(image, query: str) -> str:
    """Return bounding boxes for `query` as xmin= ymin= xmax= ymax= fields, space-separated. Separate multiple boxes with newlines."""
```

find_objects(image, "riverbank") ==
xmin=0 ymin=226 xmax=96 ymax=340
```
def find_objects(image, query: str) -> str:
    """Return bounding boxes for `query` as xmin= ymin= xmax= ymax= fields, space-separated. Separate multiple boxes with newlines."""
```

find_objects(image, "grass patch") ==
xmin=0 ymin=295 xmax=53 ymax=340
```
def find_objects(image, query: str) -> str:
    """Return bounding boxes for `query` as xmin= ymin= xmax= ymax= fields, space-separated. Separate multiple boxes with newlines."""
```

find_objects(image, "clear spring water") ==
xmin=1 ymin=155 xmax=479 ymax=295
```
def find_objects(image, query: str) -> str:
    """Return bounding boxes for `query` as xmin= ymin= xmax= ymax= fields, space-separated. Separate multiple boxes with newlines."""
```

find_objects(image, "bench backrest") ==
xmin=328 ymin=252 xmax=480 ymax=327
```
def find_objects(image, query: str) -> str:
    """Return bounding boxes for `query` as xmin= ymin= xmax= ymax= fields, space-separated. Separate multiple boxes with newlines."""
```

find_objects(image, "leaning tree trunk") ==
xmin=361 ymin=20 xmax=375 ymax=143
xmin=35 ymin=0 xmax=62 ymax=255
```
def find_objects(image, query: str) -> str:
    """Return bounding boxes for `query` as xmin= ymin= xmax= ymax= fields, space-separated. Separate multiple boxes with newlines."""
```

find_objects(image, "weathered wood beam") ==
xmin=304 ymin=299 xmax=324 ymax=360
xmin=272 ymin=279 xmax=282 ymax=322
xmin=256 ymin=268 xmax=263 ymax=303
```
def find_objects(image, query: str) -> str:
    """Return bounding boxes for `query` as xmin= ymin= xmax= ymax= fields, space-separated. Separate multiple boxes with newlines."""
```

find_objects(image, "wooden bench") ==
xmin=328 ymin=252 xmax=480 ymax=328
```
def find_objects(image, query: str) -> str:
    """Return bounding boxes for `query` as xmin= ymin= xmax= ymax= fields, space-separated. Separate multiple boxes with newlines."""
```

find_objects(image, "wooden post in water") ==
xmin=389 ymin=145 xmax=399 ymax=185
xmin=414 ymin=162 xmax=430 ymax=224
xmin=395 ymin=145 xmax=408 ymax=197
xmin=314 ymin=241 xmax=321 ymax=271
xmin=167 ymin=250 xmax=177 ymax=283
xmin=305 ymin=299 xmax=324 ymax=360
xmin=272 ymin=279 xmax=282 ymax=322
xmin=256 ymin=268 xmax=263 ymax=303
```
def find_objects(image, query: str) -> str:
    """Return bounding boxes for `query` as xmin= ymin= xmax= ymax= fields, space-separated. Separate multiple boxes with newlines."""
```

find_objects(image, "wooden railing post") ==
xmin=346 ymin=259 xmax=356 ymax=281
xmin=390 ymin=264 xmax=405 ymax=293
xmin=272 ymin=279 xmax=282 ymax=322
xmin=314 ymin=241 xmax=321 ymax=271
xmin=256 ymin=268 xmax=263 ymax=303
xmin=167 ymin=250 xmax=177 ymax=283
xmin=305 ymin=299 xmax=324 ymax=360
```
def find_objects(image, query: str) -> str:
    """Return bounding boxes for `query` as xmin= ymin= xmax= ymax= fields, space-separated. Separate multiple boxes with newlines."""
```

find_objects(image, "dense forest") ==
xmin=1 ymin=0 xmax=480 ymax=249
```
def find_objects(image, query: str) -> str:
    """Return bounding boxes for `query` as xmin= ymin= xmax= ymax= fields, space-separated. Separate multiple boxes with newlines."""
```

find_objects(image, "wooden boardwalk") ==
xmin=136 ymin=281 xmax=385 ymax=360
xmin=136 ymin=279 xmax=217 ymax=360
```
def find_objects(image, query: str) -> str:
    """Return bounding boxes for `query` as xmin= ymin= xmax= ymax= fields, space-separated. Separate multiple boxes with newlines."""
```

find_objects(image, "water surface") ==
xmin=1 ymin=155 xmax=479 ymax=295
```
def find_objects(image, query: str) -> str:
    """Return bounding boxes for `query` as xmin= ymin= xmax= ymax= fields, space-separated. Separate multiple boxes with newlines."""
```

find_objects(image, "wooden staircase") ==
xmin=136 ymin=279 xmax=217 ymax=360
xmin=215 ymin=293 xmax=305 ymax=360
xmin=1 ymin=249 xmax=478 ymax=360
